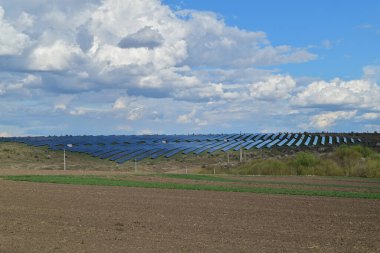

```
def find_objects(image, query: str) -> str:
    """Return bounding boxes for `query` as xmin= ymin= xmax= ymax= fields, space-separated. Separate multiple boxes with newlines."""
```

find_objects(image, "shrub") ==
xmin=314 ymin=160 xmax=344 ymax=176
xmin=291 ymin=152 xmax=320 ymax=175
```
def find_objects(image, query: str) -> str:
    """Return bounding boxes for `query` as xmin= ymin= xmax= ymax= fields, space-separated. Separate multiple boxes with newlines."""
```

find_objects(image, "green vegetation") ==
xmin=211 ymin=145 xmax=380 ymax=178
xmin=158 ymin=173 xmax=380 ymax=190
xmin=3 ymin=175 xmax=380 ymax=199
xmin=1 ymin=142 xmax=379 ymax=178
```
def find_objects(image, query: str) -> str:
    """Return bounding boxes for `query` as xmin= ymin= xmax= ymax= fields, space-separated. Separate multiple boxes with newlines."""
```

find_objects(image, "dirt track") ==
xmin=1 ymin=178 xmax=379 ymax=253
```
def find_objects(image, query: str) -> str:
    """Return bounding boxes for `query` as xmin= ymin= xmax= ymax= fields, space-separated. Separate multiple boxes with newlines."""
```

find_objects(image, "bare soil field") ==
xmin=1 ymin=172 xmax=379 ymax=253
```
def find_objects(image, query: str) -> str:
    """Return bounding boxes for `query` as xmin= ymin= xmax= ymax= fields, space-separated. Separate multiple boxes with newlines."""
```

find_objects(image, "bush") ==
xmin=229 ymin=145 xmax=380 ymax=178
xmin=314 ymin=160 xmax=344 ymax=176
xmin=290 ymin=152 xmax=320 ymax=175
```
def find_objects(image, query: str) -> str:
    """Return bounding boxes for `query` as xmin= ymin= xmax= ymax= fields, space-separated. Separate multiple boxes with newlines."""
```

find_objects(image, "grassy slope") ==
xmin=3 ymin=175 xmax=380 ymax=199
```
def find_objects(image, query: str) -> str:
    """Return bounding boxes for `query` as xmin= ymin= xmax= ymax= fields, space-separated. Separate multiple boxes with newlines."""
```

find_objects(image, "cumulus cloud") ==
xmin=28 ymin=40 xmax=83 ymax=71
xmin=292 ymin=78 xmax=380 ymax=110
xmin=249 ymin=75 xmax=296 ymax=100
xmin=2 ymin=0 xmax=376 ymax=135
xmin=0 ymin=73 xmax=41 ymax=96
xmin=309 ymin=111 xmax=357 ymax=129
xmin=0 ymin=0 xmax=317 ymax=99
xmin=118 ymin=26 xmax=164 ymax=49
xmin=0 ymin=6 xmax=30 ymax=55
xmin=180 ymin=10 xmax=316 ymax=68
xmin=177 ymin=108 xmax=197 ymax=124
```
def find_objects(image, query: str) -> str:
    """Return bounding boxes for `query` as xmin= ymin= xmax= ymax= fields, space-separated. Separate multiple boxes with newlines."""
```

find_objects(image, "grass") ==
xmin=158 ymin=173 xmax=380 ymax=191
xmin=2 ymin=175 xmax=380 ymax=199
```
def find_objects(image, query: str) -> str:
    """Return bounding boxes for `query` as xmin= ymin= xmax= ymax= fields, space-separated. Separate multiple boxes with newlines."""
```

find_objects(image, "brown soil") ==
xmin=0 ymin=177 xmax=379 ymax=252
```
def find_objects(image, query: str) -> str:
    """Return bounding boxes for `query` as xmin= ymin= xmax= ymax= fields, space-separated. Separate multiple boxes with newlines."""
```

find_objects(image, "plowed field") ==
xmin=1 ymin=170 xmax=379 ymax=252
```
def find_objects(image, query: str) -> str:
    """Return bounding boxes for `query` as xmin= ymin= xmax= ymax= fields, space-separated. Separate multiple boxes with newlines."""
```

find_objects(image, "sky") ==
xmin=0 ymin=0 xmax=379 ymax=137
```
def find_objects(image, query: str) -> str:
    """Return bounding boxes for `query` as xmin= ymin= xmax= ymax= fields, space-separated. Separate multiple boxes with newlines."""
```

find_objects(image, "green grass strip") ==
xmin=3 ymin=175 xmax=380 ymax=199
xmin=158 ymin=174 xmax=380 ymax=190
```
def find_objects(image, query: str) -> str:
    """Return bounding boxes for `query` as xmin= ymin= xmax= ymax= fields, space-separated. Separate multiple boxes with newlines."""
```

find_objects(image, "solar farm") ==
xmin=0 ymin=133 xmax=362 ymax=164
xmin=1 ymin=134 xmax=379 ymax=252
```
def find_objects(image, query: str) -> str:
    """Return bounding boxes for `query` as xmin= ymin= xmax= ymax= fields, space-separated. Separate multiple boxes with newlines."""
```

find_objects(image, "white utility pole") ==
xmin=64 ymin=144 xmax=72 ymax=171
xmin=63 ymin=148 xmax=66 ymax=171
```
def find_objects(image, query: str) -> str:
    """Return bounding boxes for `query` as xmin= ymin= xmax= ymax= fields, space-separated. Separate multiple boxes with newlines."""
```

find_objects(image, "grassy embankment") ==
xmin=1 ymin=142 xmax=379 ymax=177
xmin=203 ymin=145 xmax=380 ymax=178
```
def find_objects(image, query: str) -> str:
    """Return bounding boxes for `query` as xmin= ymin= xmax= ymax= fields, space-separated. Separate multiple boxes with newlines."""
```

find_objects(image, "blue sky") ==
xmin=0 ymin=0 xmax=379 ymax=136
xmin=164 ymin=0 xmax=380 ymax=79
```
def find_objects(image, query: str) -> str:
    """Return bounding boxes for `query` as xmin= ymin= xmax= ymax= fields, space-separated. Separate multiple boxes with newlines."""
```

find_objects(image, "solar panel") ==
xmin=277 ymin=138 xmax=288 ymax=147
xmin=256 ymin=139 xmax=273 ymax=149
xmin=116 ymin=149 xmax=150 ymax=163
xmin=233 ymin=140 xmax=253 ymax=151
xmin=244 ymin=140 xmax=263 ymax=150
xmin=270 ymin=133 xmax=280 ymax=140
xmin=262 ymin=133 xmax=273 ymax=140
xmin=110 ymin=148 xmax=143 ymax=161
xmin=254 ymin=133 xmax=265 ymax=141
xmin=0 ymin=133 xmax=365 ymax=162
xmin=266 ymin=139 xmax=281 ymax=148
xmin=321 ymin=136 xmax=325 ymax=145
xmin=135 ymin=149 xmax=162 ymax=161
xmin=222 ymin=141 xmax=244 ymax=152
xmin=150 ymin=148 xmax=171 ymax=159
xmin=312 ymin=136 xmax=319 ymax=146
xmin=165 ymin=148 xmax=186 ymax=158
xmin=295 ymin=137 xmax=304 ymax=147
xmin=304 ymin=136 xmax=311 ymax=146
xmin=208 ymin=141 xmax=233 ymax=153
xmin=286 ymin=138 xmax=297 ymax=146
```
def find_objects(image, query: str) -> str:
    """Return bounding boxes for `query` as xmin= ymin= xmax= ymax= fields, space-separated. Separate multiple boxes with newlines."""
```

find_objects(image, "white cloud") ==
xmin=29 ymin=40 xmax=82 ymax=70
xmin=127 ymin=107 xmax=143 ymax=121
xmin=363 ymin=65 xmax=380 ymax=82
xmin=358 ymin=113 xmax=380 ymax=120
xmin=292 ymin=78 xmax=380 ymax=110
xmin=177 ymin=108 xmax=197 ymax=124
xmin=54 ymin=103 xmax=67 ymax=111
xmin=249 ymin=75 xmax=296 ymax=100
xmin=0 ymin=73 xmax=41 ymax=96
xmin=69 ymin=108 xmax=89 ymax=116
xmin=309 ymin=110 xmax=357 ymax=129
xmin=0 ymin=6 xmax=30 ymax=55
xmin=0 ymin=131 xmax=11 ymax=137
xmin=113 ymin=97 xmax=127 ymax=110
xmin=9 ymin=0 xmax=379 ymax=135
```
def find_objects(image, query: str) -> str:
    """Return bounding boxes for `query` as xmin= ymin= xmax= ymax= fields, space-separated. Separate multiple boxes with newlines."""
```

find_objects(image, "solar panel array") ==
xmin=0 ymin=133 xmax=361 ymax=164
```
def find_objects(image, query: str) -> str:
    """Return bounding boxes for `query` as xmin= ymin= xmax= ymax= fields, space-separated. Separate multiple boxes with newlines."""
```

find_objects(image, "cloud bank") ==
xmin=0 ymin=0 xmax=378 ymax=135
